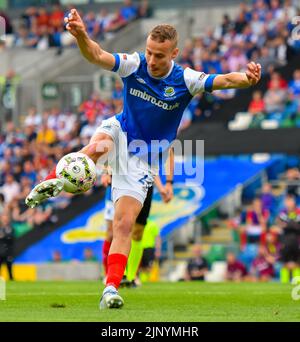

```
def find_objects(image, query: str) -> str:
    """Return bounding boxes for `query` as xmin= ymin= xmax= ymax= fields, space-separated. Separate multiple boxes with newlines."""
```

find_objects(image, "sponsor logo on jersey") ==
xmin=129 ymin=88 xmax=180 ymax=111
xmin=164 ymin=86 xmax=175 ymax=97
xmin=198 ymin=72 xmax=206 ymax=81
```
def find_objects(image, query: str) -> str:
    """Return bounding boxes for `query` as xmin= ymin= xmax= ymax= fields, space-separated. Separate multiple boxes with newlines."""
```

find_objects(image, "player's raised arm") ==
xmin=64 ymin=9 xmax=115 ymax=70
xmin=212 ymin=61 xmax=262 ymax=90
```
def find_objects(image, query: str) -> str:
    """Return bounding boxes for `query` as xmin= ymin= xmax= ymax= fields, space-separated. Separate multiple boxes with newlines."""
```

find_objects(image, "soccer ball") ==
xmin=56 ymin=152 xmax=97 ymax=193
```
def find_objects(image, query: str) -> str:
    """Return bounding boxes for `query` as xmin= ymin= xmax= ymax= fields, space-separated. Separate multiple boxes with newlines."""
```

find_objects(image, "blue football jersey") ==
xmin=111 ymin=52 xmax=217 ymax=165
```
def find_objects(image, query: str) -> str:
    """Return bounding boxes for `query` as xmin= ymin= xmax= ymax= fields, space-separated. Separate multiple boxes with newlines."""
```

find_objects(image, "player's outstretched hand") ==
xmin=64 ymin=8 xmax=86 ymax=38
xmin=245 ymin=61 xmax=261 ymax=86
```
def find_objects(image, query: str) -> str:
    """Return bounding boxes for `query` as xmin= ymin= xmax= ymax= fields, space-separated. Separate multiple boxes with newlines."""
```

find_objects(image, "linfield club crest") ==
xmin=164 ymin=86 xmax=175 ymax=97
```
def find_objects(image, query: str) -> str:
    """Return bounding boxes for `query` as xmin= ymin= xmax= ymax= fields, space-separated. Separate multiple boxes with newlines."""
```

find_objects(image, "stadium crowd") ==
xmin=177 ymin=0 xmax=300 ymax=130
xmin=225 ymin=168 xmax=300 ymax=282
xmin=0 ymin=0 xmax=152 ymax=50
xmin=0 ymin=89 xmax=120 ymax=237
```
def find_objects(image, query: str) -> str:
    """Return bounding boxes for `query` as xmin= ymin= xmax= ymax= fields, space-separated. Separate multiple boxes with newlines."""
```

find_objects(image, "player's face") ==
xmin=145 ymin=37 xmax=179 ymax=77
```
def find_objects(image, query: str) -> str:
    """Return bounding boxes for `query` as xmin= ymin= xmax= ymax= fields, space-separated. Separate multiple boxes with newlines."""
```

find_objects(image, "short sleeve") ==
xmin=111 ymin=52 xmax=140 ymax=78
xmin=184 ymin=67 xmax=218 ymax=96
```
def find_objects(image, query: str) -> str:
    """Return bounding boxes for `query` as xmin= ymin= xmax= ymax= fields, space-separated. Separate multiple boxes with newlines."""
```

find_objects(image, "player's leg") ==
xmin=102 ymin=219 xmax=113 ymax=276
xmin=125 ymin=186 xmax=153 ymax=286
xmin=102 ymin=187 xmax=114 ymax=277
xmin=25 ymin=131 xmax=113 ymax=208
xmin=6 ymin=256 xmax=14 ymax=281
xmin=102 ymin=221 xmax=113 ymax=277
xmin=100 ymin=195 xmax=142 ymax=309
xmin=139 ymin=248 xmax=156 ymax=282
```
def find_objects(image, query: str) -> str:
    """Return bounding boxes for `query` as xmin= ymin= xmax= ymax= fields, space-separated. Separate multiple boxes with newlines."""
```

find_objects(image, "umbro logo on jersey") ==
xmin=130 ymin=88 xmax=180 ymax=111
xmin=136 ymin=77 xmax=146 ymax=84
xmin=164 ymin=87 xmax=175 ymax=97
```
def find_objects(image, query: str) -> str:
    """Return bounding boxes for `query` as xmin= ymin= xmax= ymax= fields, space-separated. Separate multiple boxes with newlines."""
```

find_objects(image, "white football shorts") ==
xmin=95 ymin=116 xmax=157 ymax=205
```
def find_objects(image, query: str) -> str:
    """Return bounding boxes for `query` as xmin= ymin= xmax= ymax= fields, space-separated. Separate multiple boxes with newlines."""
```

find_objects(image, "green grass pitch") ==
xmin=0 ymin=281 xmax=299 ymax=322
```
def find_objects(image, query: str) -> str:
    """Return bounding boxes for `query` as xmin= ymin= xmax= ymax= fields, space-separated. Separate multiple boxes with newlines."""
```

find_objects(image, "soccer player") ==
xmin=25 ymin=8 xmax=261 ymax=309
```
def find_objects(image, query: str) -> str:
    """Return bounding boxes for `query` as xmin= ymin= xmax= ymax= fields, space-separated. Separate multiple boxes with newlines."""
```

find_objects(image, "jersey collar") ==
xmin=147 ymin=60 xmax=174 ymax=80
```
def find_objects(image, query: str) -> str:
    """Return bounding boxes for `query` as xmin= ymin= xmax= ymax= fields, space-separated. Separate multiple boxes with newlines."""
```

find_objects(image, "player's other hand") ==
xmin=245 ymin=61 xmax=261 ymax=86
xmin=164 ymin=182 xmax=174 ymax=203
xmin=64 ymin=8 xmax=86 ymax=38
xmin=159 ymin=183 xmax=173 ymax=203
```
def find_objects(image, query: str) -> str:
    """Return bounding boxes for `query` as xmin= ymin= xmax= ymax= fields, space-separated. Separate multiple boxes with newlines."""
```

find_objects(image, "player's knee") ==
xmin=114 ymin=215 xmax=135 ymax=236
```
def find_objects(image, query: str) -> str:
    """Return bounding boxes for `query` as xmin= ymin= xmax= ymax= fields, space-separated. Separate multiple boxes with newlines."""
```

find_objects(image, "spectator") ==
xmin=49 ymin=5 xmax=64 ymax=31
xmin=288 ymin=69 xmax=300 ymax=100
xmin=106 ymin=9 xmax=127 ymax=34
xmin=36 ymin=7 xmax=49 ymax=31
xmin=227 ymin=46 xmax=248 ymax=72
xmin=250 ymin=245 xmax=275 ymax=281
xmin=225 ymin=252 xmax=247 ymax=281
xmin=263 ymin=78 xmax=287 ymax=114
xmin=256 ymin=46 xmax=279 ymax=74
xmin=0 ymin=213 xmax=14 ymax=280
xmin=138 ymin=0 xmax=153 ymax=18
xmin=83 ymin=248 xmax=97 ymax=262
xmin=51 ymin=250 xmax=62 ymax=263
xmin=80 ymin=116 xmax=98 ymax=145
xmin=240 ymin=198 xmax=268 ymax=247
xmin=268 ymin=71 xmax=288 ymax=90
xmin=185 ymin=244 xmax=208 ymax=281
xmin=14 ymin=25 xmax=38 ymax=48
xmin=21 ymin=161 xmax=37 ymax=184
xmin=250 ymin=11 xmax=264 ymax=36
xmin=36 ymin=122 xmax=56 ymax=145
xmin=277 ymin=195 xmax=300 ymax=269
xmin=112 ymin=80 xmax=123 ymax=113
xmin=285 ymin=168 xmax=300 ymax=197
xmin=248 ymin=90 xmax=265 ymax=115
xmin=0 ymin=174 xmax=20 ymax=204
xmin=120 ymin=0 xmax=138 ymax=22
xmin=24 ymin=107 xmax=42 ymax=128
xmin=265 ymin=232 xmax=281 ymax=262
xmin=260 ymin=183 xmax=275 ymax=215
xmin=79 ymin=92 xmax=105 ymax=121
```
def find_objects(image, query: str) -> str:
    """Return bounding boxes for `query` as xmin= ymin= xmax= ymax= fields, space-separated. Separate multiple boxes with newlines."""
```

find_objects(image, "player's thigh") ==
xmin=113 ymin=196 xmax=142 ymax=234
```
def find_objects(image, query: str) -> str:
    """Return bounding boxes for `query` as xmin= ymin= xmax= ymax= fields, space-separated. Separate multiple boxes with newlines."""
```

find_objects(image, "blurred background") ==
xmin=0 ymin=0 xmax=300 ymax=285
